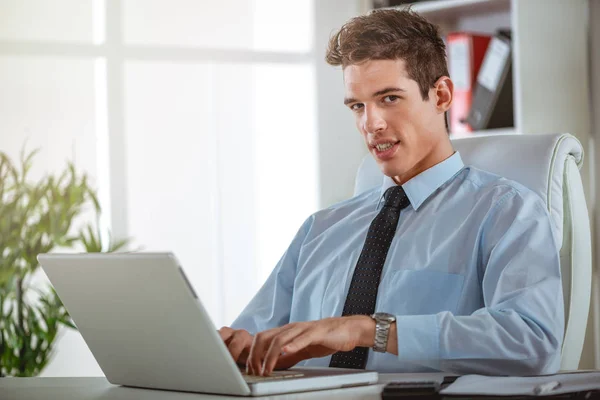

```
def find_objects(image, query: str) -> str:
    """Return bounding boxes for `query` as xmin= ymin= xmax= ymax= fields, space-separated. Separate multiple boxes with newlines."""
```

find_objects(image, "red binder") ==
xmin=447 ymin=32 xmax=492 ymax=136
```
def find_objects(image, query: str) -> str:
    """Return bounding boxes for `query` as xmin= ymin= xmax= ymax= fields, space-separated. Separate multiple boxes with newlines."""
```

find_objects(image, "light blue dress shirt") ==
xmin=232 ymin=152 xmax=564 ymax=375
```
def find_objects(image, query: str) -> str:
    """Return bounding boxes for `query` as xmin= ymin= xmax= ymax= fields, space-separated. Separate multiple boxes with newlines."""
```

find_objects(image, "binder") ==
xmin=466 ymin=30 xmax=514 ymax=131
xmin=447 ymin=32 xmax=492 ymax=135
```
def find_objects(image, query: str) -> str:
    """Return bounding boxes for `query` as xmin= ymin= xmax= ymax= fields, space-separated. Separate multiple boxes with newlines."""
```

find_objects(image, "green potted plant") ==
xmin=0 ymin=147 xmax=129 ymax=377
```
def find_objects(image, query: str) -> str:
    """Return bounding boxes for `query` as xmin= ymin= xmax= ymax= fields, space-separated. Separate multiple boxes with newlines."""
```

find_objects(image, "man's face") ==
xmin=343 ymin=59 xmax=448 ymax=183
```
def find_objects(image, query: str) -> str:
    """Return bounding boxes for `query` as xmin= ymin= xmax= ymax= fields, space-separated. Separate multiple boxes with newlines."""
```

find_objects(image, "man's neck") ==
xmin=392 ymin=137 xmax=454 ymax=185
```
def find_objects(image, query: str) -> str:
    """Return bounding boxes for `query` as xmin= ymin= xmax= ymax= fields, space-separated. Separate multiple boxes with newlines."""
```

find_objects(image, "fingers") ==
xmin=219 ymin=327 xmax=253 ymax=365
xmin=262 ymin=326 xmax=307 ymax=375
xmin=243 ymin=317 xmax=360 ymax=375
xmin=219 ymin=326 xmax=234 ymax=343
xmin=247 ymin=324 xmax=296 ymax=376
xmin=274 ymin=351 xmax=310 ymax=370
xmin=229 ymin=331 xmax=252 ymax=364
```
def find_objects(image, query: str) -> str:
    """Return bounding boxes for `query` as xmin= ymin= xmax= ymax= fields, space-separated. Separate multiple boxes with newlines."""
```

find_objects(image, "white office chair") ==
xmin=354 ymin=133 xmax=592 ymax=371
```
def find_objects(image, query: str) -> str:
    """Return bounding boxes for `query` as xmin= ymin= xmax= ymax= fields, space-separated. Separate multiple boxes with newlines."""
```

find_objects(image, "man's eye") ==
xmin=383 ymin=95 xmax=399 ymax=103
xmin=350 ymin=103 xmax=364 ymax=111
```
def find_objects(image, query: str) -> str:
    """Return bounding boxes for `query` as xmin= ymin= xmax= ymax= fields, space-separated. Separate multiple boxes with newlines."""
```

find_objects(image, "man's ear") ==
xmin=433 ymin=76 xmax=453 ymax=113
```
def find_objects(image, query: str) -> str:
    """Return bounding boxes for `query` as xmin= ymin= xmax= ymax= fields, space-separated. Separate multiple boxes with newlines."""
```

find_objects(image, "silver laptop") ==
xmin=38 ymin=252 xmax=378 ymax=396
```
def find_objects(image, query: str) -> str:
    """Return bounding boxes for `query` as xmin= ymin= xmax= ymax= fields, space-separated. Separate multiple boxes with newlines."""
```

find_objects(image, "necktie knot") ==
xmin=383 ymin=186 xmax=409 ymax=209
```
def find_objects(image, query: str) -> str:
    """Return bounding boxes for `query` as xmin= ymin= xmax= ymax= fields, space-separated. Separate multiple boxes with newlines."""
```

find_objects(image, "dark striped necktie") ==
xmin=329 ymin=185 xmax=410 ymax=369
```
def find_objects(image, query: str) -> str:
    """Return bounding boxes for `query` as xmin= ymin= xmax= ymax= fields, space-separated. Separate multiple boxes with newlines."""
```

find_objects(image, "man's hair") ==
xmin=325 ymin=8 xmax=448 ymax=102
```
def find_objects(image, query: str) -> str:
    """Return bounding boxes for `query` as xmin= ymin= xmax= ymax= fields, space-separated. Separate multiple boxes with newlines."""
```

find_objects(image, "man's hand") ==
xmin=246 ymin=316 xmax=375 ymax=376
xmin=219 ymin=327 xmax=253 ymax=366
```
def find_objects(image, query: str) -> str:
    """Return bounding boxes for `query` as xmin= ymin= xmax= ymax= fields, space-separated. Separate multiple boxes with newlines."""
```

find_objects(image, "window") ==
xmin=0 ymin=0 xmax=317 ymax=376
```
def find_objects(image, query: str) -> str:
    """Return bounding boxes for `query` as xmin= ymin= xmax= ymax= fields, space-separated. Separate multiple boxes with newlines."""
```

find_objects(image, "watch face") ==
xmin=373 ymin=312 xmax=396 ymax=322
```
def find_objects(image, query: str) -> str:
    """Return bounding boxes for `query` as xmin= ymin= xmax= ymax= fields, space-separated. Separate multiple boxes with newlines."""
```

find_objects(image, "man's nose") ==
xmin=363 ymin=106 xmax=387 ymax=134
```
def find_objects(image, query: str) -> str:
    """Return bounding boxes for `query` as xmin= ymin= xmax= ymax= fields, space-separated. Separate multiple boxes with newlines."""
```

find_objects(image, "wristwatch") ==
xmin=371 ymin=312 xmax=396 ymax=353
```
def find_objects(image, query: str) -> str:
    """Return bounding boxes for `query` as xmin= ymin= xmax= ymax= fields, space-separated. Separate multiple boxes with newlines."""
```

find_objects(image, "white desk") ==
xmin=0 ymin=373 xmax=447 ymax=400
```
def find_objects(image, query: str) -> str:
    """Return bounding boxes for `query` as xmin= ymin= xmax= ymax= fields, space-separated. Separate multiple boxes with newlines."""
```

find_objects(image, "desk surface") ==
xmin=0 ymin=373 xmax=447 ymax=400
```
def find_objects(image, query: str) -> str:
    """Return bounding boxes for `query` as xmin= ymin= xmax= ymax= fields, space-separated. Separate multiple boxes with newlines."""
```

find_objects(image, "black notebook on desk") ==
xmin=382 ymin=376 xmax=457 ymax=399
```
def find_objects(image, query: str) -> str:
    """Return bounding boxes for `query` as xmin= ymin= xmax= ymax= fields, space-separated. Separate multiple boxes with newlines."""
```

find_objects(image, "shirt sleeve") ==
xmin=230 ymin=216 xmax=313 ymax=334
xmin=394 ymin=189 xmax=564 ymax=375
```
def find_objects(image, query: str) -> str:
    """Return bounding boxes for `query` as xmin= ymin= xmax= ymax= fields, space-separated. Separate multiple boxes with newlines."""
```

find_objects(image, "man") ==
xmin=220 ymin=9 xmax=563 ymax=377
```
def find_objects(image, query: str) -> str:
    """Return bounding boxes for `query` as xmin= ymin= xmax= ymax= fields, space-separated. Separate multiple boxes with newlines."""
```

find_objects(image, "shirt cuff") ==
xmin=395 ymin=314 xmax=440 ymax=362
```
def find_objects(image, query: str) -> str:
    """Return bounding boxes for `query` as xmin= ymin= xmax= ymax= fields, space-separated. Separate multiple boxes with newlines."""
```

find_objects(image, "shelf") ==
xmin=449 ymin=127 xmax=517 ymax=140
xmin=398 ymin=0 xmax=510 ymax=20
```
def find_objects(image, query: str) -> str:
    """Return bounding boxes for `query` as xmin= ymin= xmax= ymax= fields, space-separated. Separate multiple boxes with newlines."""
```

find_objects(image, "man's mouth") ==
xmin=371 ymin=140 xmax=400 ymax=161
xmin=372 ymin=140 xmax=400 ymax=151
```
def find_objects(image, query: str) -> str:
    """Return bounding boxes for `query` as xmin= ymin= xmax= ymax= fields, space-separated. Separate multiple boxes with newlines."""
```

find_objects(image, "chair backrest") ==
xmin=354 ymin=133 xmax=591 ymax=370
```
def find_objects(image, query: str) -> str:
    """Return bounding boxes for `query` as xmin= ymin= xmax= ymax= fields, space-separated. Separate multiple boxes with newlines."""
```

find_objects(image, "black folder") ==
xmin=465 ymin=30 xmax=514 ymax=131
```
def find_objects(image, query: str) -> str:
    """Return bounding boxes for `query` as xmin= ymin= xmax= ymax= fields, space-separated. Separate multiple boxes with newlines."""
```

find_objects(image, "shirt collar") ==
xmin=379 ymin=152 xmax=464 ymax=211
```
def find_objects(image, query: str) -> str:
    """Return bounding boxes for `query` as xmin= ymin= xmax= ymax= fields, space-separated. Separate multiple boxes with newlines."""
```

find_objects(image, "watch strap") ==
xmin=373 ymin=317 xmax=391 ymax=353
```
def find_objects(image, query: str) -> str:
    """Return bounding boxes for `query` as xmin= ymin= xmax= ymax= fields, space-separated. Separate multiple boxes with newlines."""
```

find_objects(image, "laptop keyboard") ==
xmin=241 ymin=370 xmax=305 ymax=383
